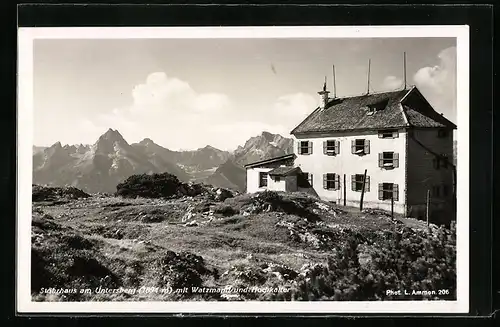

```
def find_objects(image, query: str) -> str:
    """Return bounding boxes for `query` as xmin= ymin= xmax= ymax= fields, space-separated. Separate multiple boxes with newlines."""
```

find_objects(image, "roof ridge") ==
xmin=330 ymin=87 xmax=410 ymax=100
xmin=398 ymin=88 xmax=413 ymax=127
xmin=244 ymin=153 xmax=296 ymax=168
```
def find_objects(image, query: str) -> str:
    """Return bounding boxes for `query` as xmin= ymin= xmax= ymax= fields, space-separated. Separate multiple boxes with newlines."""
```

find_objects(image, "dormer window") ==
xmin=367 ymin=99 xmax=389 ymax=114
xmin=351 ymin=139 xmax=370 ymax=155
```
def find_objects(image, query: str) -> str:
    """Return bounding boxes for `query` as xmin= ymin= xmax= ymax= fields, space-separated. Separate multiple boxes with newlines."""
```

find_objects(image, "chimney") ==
xmin=318 ymin=80 xmax=330 ymax=109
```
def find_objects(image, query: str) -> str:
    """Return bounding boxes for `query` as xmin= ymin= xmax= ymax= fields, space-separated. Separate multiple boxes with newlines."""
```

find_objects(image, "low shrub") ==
xmin=32 ymin=185 xmax=90 ymax=202
xmin=213 ymin=204 xmax=239 ymax=217
xmin=115 ymin=173 xmax=182 ymax=199
xmin=284 ymin=225 xmax=456 ymax=301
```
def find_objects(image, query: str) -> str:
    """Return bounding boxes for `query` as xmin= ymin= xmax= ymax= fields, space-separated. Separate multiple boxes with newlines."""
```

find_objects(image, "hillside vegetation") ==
xmin=31 ymin=174 xmax=456 ymax=302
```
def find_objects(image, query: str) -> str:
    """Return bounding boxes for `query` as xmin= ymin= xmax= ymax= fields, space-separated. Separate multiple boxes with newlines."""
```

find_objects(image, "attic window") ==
xmin=367 ymin=99 xmax=389 ymax=113
xmin=378 ymin=129 xmax=399 ymax=139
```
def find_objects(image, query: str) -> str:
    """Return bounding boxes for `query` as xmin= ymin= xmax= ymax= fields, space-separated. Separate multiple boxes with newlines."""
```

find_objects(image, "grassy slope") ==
xmin=31 ymin=191 xmax=454 ymax=302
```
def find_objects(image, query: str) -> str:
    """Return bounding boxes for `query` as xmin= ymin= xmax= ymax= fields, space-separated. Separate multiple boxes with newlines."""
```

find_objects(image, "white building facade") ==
xmin=245 ymin=85 xmax=456 ymax=222
xmin=293 ymin=128 xmax=407 ymax=213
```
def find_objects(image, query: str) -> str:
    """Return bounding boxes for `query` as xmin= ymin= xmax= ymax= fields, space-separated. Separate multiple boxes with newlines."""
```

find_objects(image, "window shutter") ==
xmin=308 ymin=141 xmax=313 ymax=155
xmin=297 ymin=142 xmax=301 ymax=154
xmin=393 ymin=130 xmax=399 ymax=138
xmin=378 ymin=153 xmax=383 ymax=167
xmin=351 ymin=140 xmax=355 ymax=154
xmin=365 ymin=176 xmax=370 ymax=192
xmin=393 ymin=153 xmax=399 ymax=168
xmin=335 ymin=140 xmax=340 ymax=155
xmin=378 ymin=183 xmax=384 ymax=200
xmin=378 ymin=131 xmax=383 ymax=138
xmin=364 ymin=140 xmax=370 ymax=154
xmin=393 ymin=184 xmax=399 ymax=201
xmin=351 ymin=175 xmax=356 ymax=191
xmin=335 ymin=174 xmax=340 ymax=190
xmin=323 ymin=174 xmax=327 ymax=189
xmin=323 ymin=141 xmax=327 ymax=155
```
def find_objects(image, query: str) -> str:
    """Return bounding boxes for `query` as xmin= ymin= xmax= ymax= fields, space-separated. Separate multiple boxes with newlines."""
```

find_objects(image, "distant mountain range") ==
xmin=32 ymin=129 xmax=293 ymax=193
xmin=206 ymin=132 xmax=293 ymax=191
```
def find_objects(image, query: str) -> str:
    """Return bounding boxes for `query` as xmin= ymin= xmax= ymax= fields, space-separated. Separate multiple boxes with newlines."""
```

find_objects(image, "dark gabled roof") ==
xmin=244 ymin=153 xmax=296 ymax=168
xmin=268 ymin=166 xmax=302 ymax=176
xmin=291 ymin=90 xmax=409 ymax=134
xmin=290 ymin=87 xmax=456 ymax=135
xmin=404 ymin=105 xmax=447 ymax=128
xmin=402 ymin=88 xmax=457 ymax=129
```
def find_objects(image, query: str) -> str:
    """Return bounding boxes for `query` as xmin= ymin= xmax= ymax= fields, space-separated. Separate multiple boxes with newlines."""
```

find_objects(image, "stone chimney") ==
xmin=318 ymin=81 xmax=330 ymax=109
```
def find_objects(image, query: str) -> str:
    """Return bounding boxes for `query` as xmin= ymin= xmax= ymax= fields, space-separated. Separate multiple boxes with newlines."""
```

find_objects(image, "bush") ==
xmin=115 ymin=173 xmax=182 ymax=199
xmin=213 ymin=204 xmax=239 ymax=217
xmin=285 ymin=225 xmax=456 ymax=301
xmin=251 ymin=191 xmax=320 ymax=221
xmin=32 ymin=185 xmax=90 ymax=202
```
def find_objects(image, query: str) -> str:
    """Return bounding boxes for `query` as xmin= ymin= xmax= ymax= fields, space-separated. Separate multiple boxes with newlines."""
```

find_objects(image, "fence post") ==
xmin=343 ymin=174 xmax=346 ymax=206
xmin=359 ymin=169 xmax=367 ymax=212
xmin=391 ymin=194 xmax=394 ymax=220
xmin=426 ymin=189 xmax=431 ymax=227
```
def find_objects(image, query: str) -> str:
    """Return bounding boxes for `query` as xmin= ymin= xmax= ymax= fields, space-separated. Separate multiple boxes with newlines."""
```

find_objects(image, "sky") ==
xmin=33 ymin=37 xmax=457 ymax=151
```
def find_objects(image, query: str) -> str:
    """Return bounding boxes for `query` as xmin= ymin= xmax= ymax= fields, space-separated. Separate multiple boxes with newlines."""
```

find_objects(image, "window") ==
xmin=351 ymin=174 xmax=370 ymax=192
xmin=378 ymin=152 xmax=399 ymax=168
xmin=298 ymin=172 xmax=313 ymax=187
xmin=378 ymin=183 xmax=399 ymax=201
xmin=259 ymin=172 xmax=268 ymax=188
xmin=378 ymin=129 xmax=399 ymax=139
xmin=323 ymin=173 xmax=340 ymax=190
xmin=432 ymin=185 xmax=441 ymax=197
xmin=433 ymin=155 xmax=448 ymax=170
xmin=275 ymin=176 xmax=281 ymax=182
xmin=438 ymin=129 xmax=449 ymax=138
xmin=441 ymin=155 xmax=449 ymax=169
xmin=367 ymin=99 xmax=389 ymax=113
xmin=323 ymin=140 xmax=340 ymax=156
xmin=298 ymin=140 xmax=313 ymax=155
xmin=351 ymin=139 xmax=370 ymax=155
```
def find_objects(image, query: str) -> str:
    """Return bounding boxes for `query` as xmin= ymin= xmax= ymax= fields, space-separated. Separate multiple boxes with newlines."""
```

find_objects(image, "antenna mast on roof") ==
xmin=367 ymin=59 xmax=371 ymax=95
xmin=403 ymin=51 xmax=407 ymax=89
xmin=332 ymin=64 xmax=337 ymax=98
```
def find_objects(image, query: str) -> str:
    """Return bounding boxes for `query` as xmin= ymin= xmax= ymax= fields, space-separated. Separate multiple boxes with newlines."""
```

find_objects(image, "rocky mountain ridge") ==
xmin=33 ymin=129 xmax=293 ymax=193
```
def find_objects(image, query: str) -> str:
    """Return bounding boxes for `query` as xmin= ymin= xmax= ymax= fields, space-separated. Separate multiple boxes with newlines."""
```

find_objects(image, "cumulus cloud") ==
xmin=130 ymin=72 xmax=230 ymax=113
xmin=86 ymin=72 xmax=317 ymax=150
xmin=271 ymin=92 xmax=317 ymax=130
xmin=381 ymin=75 xmax=403 ymax=90
xmin=413 ymin=46 xmax=457 ymax=122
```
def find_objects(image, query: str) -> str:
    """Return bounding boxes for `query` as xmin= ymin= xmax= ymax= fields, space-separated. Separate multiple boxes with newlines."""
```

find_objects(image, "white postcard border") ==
xmin=17 ymin=25 xmax=470 ymax=314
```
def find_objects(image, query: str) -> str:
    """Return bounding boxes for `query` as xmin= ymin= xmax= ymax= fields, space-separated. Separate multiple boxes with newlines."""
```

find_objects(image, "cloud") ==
xmin=413 ymin=46 xmax=457 ymax=122
xmin=381 ymin=75 xmax=403 ymax=90
xmin=271 ymin=92 xmax=317 ymax=130
xmin=86 ymin=72 xmax=317 ymax=150
xmin=130 ymin=72 xmax=230 ymax=113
